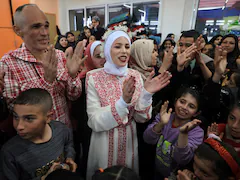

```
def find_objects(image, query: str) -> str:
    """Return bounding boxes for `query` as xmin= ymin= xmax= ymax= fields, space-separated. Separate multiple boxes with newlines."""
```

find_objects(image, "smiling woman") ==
xmin=85 ymin=27 xmax=172 ymax=180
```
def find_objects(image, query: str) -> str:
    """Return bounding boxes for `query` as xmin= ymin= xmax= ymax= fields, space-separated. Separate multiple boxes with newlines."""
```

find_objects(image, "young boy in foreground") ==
xmin=0 ymin=88 xmax=76 ymax=180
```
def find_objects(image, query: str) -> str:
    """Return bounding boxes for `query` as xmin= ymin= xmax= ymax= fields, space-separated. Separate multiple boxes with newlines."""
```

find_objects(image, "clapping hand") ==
xmin=42 ymin=45 xmax=58 ymax=83
xmin=207 ymin=122 xmax=224 ymax=140
xmin=65 ymin=158 xmax=77 ymax=172
xmin=66 ymin=40 xmax=88 ymax=78
xmin=177 ymin=44 xmax=197 ymax=72
xmin=214 ymin=46 xmax=228 ymax=76
xmin=163 ymin=170 xmax=195 ymax=180
xmin=160 ymin=101 xmax=172 ymax=125
xmin=179 ymin=119 xmax=201 ymax=134
xmin=159 ymin=46 xmax=174 ymax=73
xmin=196 ymin=35 xmax=205 ymax=52
xmin=177 ymin=170 xmax=195 ymax=180
xmin=122 ymin=76 xmax=135 ymax=103
xmin=144 ymin=71 xmax=172 ymax=94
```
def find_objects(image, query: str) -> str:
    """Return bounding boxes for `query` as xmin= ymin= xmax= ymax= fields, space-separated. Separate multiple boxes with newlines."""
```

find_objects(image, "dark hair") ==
xmin=15 ymin=4 xmax=35 ymax=13
xmin=65 ymin=32 xmax=75 ymax=38
xmin=229 ymin=100 xmax=240 ymax=113
xmin=232 ymin=70 xmax=240 ymax=88
xmin=202 ymin=43 xmax=215 ymax=59
xmin=56 ymin=25 xmax=61 ymax=36
xmin=195 ymin=140 xmax=240 ymax=180
xmin=46 ymin=169 xmax=83 ymax=180
xmin=166 ymin=33 xmax=174 ymax=38
xmin=13 ymin=88 xmax=53 ymax=113
xmin=202 ymin=34 xmax=208 ymax=44
xmin=220 ymin=34 xmax=240 ymax=67
xmin=159 ymin=38 xmax=176 ymax=52
xmin=175 ymin=86 xmax=201 ymax=111
xmin=180 ymin=30 xmax=200 ymax=41
xmin=209 ymin=35 xmax=223 ymax=45
xmin=92 ymin=165 xmax=140 ymax=180
xmin=55 ymin=35 xmax=68 ymax=52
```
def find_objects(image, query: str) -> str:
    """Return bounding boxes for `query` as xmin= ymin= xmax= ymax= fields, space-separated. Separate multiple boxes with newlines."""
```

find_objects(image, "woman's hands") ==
xmin=144 ymin=71 xmax=172 ymax=94
xmin=122 ymin=76 xmax=135 ymax=103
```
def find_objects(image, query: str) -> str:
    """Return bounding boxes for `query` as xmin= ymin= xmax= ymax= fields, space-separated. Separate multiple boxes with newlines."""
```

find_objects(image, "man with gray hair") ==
xmin=90 ymin=15 xmax=105 ymax=40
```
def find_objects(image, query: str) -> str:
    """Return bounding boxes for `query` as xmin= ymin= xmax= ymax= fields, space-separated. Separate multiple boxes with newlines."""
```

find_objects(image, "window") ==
xmin=69 ymin=9 xmax=84 ymax=32
xmin=108 ymin=4 xmax=131 ymax=24
xmin=195 ymin=0 xmax=240 ymax=38
xmin=133 ymin=2 xmax=160 ymax=34
xmin=86 ymin=7 xmax=105 ymax=28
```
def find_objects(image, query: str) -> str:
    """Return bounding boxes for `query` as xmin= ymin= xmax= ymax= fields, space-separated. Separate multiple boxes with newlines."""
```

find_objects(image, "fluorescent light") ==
xmin=74 ymin=16 xmax=77 ymax=31
xmin=123 ymin=3 xmax=131 ymax=9
xmin=138 ymin=9 xmax=145 ymax=13
xmin=198 ymin=7 xmax=222 ymax=10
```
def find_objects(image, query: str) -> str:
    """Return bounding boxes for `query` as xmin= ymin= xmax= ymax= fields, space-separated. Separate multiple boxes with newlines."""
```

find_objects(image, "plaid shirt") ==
xmin=0 ymin=44 xmax=82 ymax=126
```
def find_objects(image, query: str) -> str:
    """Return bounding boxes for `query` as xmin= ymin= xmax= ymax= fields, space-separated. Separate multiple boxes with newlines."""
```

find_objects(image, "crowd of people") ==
xmin=0 ymin=3 xmax=240 ymax=180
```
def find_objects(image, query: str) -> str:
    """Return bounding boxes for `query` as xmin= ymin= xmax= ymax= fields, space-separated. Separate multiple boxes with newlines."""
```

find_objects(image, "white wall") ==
xmin=160 ymin=0 xmax=198 ymax=41
xmin=58 ymin=0 xmax=198 ymax=41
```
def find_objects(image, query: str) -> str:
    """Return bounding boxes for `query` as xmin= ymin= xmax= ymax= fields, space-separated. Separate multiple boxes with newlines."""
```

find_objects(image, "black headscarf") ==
xmin=55 ymin=35 xmax=68 ymax=52
xmin=65 ymin=32 xmax=76 ymax=49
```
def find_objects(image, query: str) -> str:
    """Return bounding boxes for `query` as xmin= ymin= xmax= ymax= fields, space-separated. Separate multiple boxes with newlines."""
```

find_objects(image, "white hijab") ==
xmin=90 ymin=41 xmax=102 ymax=57
xmin=104 ymin=30 xmax=131 ymax=76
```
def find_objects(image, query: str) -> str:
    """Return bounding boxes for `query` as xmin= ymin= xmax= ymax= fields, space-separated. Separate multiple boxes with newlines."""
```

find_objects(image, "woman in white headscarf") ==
xmin=129 ymin=39 xmax=158 ymax=81
xmin=85 ymin=29 xmax=172 ymax=179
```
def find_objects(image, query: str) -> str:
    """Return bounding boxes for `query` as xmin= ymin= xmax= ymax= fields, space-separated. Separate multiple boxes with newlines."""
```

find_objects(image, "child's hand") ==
xmin=65 ymin=158 xmax=77 ymax=172
xmin=207 ymin=123 xmax=224 ymax=140
xmin=160 ymin=101 xmax=172 ymax=125
xmin=177 ymin=170 xmax=195 ymax=180
xmin=41 ymin=162 xmax=61 ymax=180
xmin=179 ymin=119 xmax=201 ymax=134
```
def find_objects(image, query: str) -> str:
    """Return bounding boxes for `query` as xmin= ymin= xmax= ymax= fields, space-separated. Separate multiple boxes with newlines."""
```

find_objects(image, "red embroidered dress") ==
xmin=0 ymin=44 xmax=82 ymax=126
xmin=86 ymin=68 xmax=152 ymax=179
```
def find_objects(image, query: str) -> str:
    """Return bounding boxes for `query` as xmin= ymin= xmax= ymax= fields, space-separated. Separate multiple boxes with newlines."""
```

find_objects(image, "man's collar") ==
xmin=9 ymin=43 xmax=38 ymax=63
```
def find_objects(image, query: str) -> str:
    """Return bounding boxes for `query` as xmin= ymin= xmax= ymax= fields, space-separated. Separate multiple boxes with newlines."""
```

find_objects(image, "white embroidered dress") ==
xmin=86 ymin=68 xmax=152 ymax=179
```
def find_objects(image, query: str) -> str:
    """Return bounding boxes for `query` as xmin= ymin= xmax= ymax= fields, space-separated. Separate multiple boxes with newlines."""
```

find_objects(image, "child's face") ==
xmin=13 ymin=104 xmax=51 ymax=142
xmin=202 ymin=44 xmax=213 ymax=55
xmin=85 ymin=30 xmax=91 ymax=38
xmin=164 ymin=40 xmax=172 ymax=50
xmin=89 ymin=35 xmax=96 ymax=43
xmin=227 ymin=107 xmax=240 ymax=138
xmin=225 ymin=73 xmax=237 ymax=88
xmin=59 ymin=37 xmax=68 ymax=48
xmin=174 ymin=93 xmax=198 ymax=120
xmin=67 ymin=34 xmax=75 ymax=43
xmin=193 ymin=155 xmax=219 ymax=180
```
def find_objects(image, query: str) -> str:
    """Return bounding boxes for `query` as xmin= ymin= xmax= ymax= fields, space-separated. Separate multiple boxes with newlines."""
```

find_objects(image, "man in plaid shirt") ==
xmin=0 ymin=4 xmax=86 ymax=127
